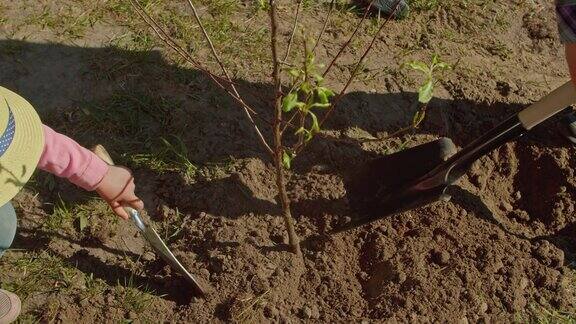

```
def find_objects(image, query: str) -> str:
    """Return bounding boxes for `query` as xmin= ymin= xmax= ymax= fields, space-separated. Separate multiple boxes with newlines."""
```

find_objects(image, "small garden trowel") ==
xmin=92 ymin=145 xmax=206 ymax=296
xmin=339 ymin=81 xmax=576 ymax=232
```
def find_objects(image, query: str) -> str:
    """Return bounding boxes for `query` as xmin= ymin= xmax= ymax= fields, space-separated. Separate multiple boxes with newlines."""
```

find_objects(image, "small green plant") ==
xmin=281 ymin=40 xmax=335 ymax=168
xmin=405 ymin=53 xmax=451 ymax=128
xmin=254 ymin=0 xmax=270 ymax=11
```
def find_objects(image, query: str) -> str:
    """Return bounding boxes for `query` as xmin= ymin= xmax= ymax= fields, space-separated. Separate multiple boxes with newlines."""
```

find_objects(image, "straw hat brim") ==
xmin=0 ymin=86 xmax=44 ymax=207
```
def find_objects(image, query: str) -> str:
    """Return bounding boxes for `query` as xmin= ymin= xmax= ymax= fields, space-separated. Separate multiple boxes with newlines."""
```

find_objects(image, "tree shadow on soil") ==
xmin=2 ymin=40 xmax=575 ymax=299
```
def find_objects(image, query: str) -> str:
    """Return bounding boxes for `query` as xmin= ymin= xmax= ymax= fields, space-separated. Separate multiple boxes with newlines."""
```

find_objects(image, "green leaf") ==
xmin=288 ymin=68 xmax=301 ymax=78
xmin=418 ymin=79 xmax=434 ymax=104
xmin=309 ymin=111 xmax=320 ymax=133
xmin=301 ymin=82 xmax=312 ymax=94
xmin=282 ymin=151 xmax=294 ymax=169
xmin=406 ymin=61 xmax=430 ymax=74
xmin=309 ymin=103 xmax=331 ymax=109
xmin=295 ymin=127 xmax=313 ymax=142
xmin=282 ymin=92 xmax=304 ymax=112
xmin=432 ymin=54 xmax=440 ymax=65
xmin=313 ymin=73 xmax=324 ymax=83
xmin=79 ymin=213 xmax=88 ymax=231
xmin=316 ymin=87 xmax=335 ymax=104
xmin=412 ymin=109 xmax=426 ymax=128
xmin=434 ymin=62 xmax=451 ymax=71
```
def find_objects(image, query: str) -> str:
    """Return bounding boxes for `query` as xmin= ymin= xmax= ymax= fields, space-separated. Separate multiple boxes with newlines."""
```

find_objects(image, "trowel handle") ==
xmin=91 ymin=144 xmax=145 ymax=231
xmin=518 ymin=81 xmax=576 ymax=130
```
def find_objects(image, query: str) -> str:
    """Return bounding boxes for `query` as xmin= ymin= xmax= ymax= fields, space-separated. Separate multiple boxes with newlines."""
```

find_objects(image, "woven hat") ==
xmin=0 ymin=86 xmax=44 ymax=207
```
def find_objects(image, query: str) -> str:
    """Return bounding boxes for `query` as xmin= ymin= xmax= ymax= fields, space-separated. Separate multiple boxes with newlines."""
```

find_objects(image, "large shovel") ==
xmin=92 ymin=145 xmax=207 ymax=296
xmin=338 ymin=81 xmax=576 ymax=232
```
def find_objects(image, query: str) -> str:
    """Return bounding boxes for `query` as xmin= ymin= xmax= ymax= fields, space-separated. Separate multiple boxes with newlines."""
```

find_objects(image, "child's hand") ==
xmin=96 ymin=165 xmax=144 ymax=220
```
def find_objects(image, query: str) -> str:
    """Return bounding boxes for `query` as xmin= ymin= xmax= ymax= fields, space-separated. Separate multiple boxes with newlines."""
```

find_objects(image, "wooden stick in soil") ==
xmin=269 ymin=0 xmax=301 ymax=256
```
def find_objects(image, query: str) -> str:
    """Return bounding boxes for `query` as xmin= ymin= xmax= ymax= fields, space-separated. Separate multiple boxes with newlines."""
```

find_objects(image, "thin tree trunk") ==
xmin=269 ymin=0 xmax=301 ymax=255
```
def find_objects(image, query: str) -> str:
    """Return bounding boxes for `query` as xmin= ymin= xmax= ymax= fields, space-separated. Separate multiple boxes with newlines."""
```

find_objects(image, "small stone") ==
xmin=264 ymin=305 xmax=279 ymax=318
xmin=127 ymin=311 xmax=137 ymax=320
xmin=398 ymin=271 xmax=407 ymax=283
xmin=309 ymin=305 xmax=321 ymax=319
xmin=302 ymin=306 xmax=313 ymax=319
xmin=431 ymin=248 xmax=450 ymax=265
xmin=142 ymin=251 xmax=155 ymax=262
xmin=492 ymin=260 xmax=504 ymax=273
xmin=519 ymin=277 xmax=529 ymax=290
xmin=478 ymin=301 xmax=488 ymax=313
xmin=460 ymin=209 xmax=468 ymax=217
xmin=301 ymin=305 xmax=320 ymax=319
xmin=534 ymin=240 xmax=565 ymax=268
xmin=514 ymin=191 xmax=522 ymax=200
xmin=246 ymin=236 xmax=258 ymax=245
xmin=199 ymin=268 xmax=210 ymax=279
xmin=159 ymin=204 xmax=172 ymax=219
xmin=500 ymin=201 xmax=513 ymax=212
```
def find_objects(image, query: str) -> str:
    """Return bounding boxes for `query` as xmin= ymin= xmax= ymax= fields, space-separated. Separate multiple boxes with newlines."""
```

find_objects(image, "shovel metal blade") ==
xmin=338 ymin=138 xmax=456 ymax=231
xmin=140 ymin=226 xmax=207 ymax=296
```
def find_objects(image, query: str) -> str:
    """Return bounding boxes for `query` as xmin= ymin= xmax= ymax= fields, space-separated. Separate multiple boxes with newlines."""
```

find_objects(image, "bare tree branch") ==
xmin=322 ymin=0 xmax=375 ymax=78
xmin=130 ymin=0 xmax=274 ymax=155
xmin=323 ymin=0 xmax=402 ymax=123
xmin=185 ymin=0 xmax=274 ymax=155
xmin=269 ymin=0 xmax=301 ymax=256
xmin=292 ymin=0 xmax=402 ymax=154
xmin=312 ymin=0 xmax=335 ymax=54
xmin=282 ymin=0 xmax=304 ymax=63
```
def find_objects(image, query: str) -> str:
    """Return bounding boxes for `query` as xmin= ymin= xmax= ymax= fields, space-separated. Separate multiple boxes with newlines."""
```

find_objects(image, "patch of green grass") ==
xmin=14 ymin=313 xmax=42 ymax=324
xmin=528 ymin=304 xmax=576 ymax=323
xmin=116 ymin=275 xmax=154 ymax=313
xmin=158 ymin=136 xmax=198 ymax=177
xmin=108 ymin=30 xmax=156 ymax=51
xmin=0 ymin=4 xmax=6 ymax=25
xmin=410 ymin=0 xmax=440 ymax=12
xmin=486 ymin=41 xmax=512 ymax=60
xmin=1 ymin=251 xmax=79 ymax=300
xmin=74 ymin=92 xmax=202 ymax=176
xmin=0 ymin=40 xmax=24 ymax=57
xmin=198 ymin=0 xmax=239 ymax=16
xmin=81 ymin=273 xmax=107 ymax=301
xmin=44 ymin=196 xmax=76 ymax=232
xmin=24 ymin=3 xmax=106 ymax=39
xmin=43 ymin=196 xmax=117 ymax=235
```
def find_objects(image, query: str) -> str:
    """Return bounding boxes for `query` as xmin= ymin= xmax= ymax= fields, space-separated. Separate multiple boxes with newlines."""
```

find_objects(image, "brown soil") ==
xmin=1 ymin=0 xmax=576 ymax=322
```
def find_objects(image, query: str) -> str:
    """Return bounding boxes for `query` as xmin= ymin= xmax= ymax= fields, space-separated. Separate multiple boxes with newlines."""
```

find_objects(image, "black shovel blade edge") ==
xmin=334 ymin=183 xmax=449 ymax=232
xmin=336 ymin=138 xmax=457 ymax=232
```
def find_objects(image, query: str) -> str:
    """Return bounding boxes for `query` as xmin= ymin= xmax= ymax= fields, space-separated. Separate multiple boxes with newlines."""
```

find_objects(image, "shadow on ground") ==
xmin=2 ymin=40 xmax=575 ymax=299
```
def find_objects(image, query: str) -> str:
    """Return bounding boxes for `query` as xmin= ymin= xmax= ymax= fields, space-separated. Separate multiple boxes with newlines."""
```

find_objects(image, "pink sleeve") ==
xmin=37 ymin=125 xmax=109 ymax=191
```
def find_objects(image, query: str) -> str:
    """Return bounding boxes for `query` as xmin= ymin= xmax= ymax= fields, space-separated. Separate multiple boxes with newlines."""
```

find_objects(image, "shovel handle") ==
xmin=518 ymin=81 xmax=576 ymax=130
xmin=91 ymin=144 xmax=141 ymax=224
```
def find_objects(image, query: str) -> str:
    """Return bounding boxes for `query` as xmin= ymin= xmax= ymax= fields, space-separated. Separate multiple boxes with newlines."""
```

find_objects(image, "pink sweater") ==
xmin=38 ymin=125 xmax=109 ymax=191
